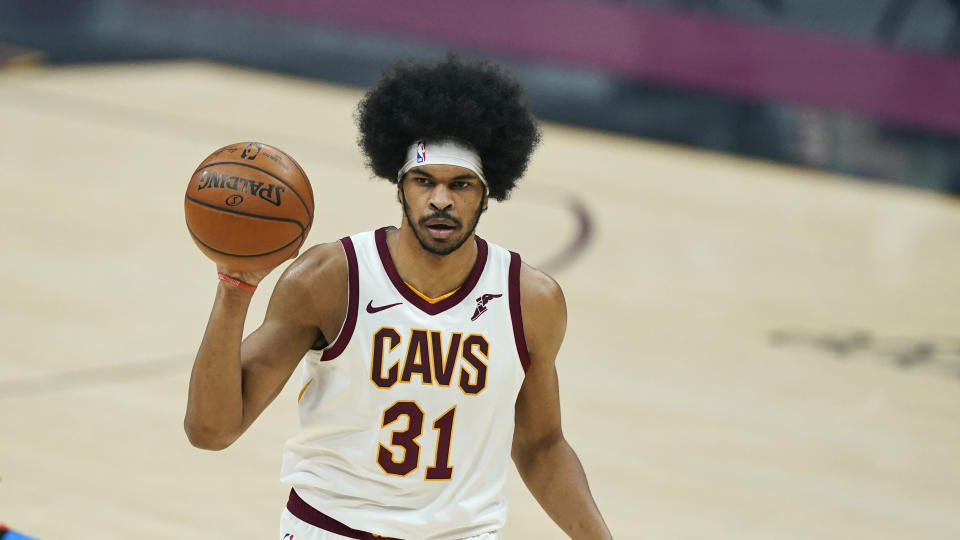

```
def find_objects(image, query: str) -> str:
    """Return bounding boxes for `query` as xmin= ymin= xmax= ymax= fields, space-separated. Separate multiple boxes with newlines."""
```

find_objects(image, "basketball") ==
xmin=184 ymin=142 xmax=314 ymax=272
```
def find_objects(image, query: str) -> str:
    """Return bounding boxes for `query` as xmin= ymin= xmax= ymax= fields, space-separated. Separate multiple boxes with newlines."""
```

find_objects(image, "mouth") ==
xmin=423 ymin=220 xmax=458 ymax=240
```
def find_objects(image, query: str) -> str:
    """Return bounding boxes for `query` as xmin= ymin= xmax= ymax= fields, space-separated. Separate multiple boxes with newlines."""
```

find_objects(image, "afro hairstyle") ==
xmin=355 ymin=55 xmax=541 ymax=201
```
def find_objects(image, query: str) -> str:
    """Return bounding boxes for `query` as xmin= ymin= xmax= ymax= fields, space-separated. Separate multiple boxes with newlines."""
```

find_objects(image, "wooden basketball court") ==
xmin=1 ymin=61 xmax=958 ymax=539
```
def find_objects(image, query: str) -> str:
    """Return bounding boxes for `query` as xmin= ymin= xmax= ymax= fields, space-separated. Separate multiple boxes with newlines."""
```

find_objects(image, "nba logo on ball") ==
xmin=416 ymin=141 xmax=426 ymax=163
xmin=241 ymin=142 xmax=262 ymax=160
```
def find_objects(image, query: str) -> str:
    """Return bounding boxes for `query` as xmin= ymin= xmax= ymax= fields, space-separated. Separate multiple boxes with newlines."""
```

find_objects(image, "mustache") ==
xmin=418 ymin=211 xmax=462 ymax=228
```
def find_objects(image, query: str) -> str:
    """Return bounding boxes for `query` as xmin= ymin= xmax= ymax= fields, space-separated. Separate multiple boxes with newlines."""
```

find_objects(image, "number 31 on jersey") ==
xmin=377 ymin=402 xmax=456 ymax=481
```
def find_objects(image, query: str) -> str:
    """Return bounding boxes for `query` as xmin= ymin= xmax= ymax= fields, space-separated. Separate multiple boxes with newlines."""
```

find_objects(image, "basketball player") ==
xmin=184 ymin=57 xmax=613 ymax=539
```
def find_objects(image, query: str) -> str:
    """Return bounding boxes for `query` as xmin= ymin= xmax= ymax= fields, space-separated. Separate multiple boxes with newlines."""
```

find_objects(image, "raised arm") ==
xmin=511 ymin=263 xmax=613 ymax=539
xmin=184 ymin=241 xmax=347 ymax=450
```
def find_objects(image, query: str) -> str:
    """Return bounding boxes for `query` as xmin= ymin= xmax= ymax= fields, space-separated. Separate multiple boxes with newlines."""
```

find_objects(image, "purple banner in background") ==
xmin=178 ymin=0 xmax=960 ymax=134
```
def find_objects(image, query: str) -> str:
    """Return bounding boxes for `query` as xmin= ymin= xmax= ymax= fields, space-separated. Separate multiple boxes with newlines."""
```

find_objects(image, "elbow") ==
xmin=184 ymin=418 xmax=238 ymax=451
xmin=512 ymin=430 xmax=565 ymax=468
xmin=510 ymin=439 xmax=527 ymax=464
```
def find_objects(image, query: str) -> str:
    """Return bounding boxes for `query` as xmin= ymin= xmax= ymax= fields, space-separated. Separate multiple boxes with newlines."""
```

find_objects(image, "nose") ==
xmin=429 ymin=183 xmax=454 ymax=212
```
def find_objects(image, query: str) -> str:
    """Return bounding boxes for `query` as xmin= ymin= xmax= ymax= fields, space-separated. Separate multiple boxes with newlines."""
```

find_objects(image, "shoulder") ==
xmin=518 ymin=262 xmax=565 ymax=313
xmin=277 ymin=241 xmax=347 ymax=294
xmin=518 ymin=262 xmax=567 ymax=360
xmin=266 ymin=240 xmax=350 ymax=330
xmin=280 ymin=240 xmax=349 ymax=289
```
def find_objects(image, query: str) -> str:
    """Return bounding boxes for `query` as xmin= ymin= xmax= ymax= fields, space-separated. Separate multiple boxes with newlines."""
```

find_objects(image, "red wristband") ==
xmin=217 ymin=272 xmax=257 ymax=292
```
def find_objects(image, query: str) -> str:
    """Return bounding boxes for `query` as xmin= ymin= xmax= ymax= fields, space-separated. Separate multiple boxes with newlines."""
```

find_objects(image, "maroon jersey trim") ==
xmin=320 ymin=236 xmax=358 ymax=361
xmin=374 ymin=226 xmax=488 ymax=316
xmin=508 ymin=251 xmax=531 ymax=372
xmin=286 ymin=489 xmax=401 ymax=540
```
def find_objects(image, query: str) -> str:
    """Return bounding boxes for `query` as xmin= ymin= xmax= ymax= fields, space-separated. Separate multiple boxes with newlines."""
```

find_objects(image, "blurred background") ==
xmin=4 ymin=0 xmax=960 ymax=193
xmin=2 ymin=1 xmax=960 ymax=539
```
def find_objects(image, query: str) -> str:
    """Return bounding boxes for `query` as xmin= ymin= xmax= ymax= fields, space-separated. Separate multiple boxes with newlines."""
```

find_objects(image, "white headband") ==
xmin=397 ymin=139 xmax=487 ymax=189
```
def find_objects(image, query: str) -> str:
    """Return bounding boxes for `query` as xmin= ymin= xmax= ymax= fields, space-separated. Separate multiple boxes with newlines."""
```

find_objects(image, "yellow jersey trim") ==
xmin=404 ymin=282 xmax=460 ymax=304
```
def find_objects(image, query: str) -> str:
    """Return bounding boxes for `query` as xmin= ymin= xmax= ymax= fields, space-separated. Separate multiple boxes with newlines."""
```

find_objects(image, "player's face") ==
xmin=400 ymin=164 xmax=487 ymax=256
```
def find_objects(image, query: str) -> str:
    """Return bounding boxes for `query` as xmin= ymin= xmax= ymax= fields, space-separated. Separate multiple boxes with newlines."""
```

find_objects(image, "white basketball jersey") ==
xmin=281 ymin=227 xmax=529 ymax=540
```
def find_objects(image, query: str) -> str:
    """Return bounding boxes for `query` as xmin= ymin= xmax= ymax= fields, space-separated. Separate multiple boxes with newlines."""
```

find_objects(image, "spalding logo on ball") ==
xmin=184 ymin=142 xmax=314 ymax=272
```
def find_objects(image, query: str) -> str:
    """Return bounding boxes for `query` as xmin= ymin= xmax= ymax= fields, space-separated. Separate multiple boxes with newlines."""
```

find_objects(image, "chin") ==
xmin=417 ymin=228 xmax=469 ymax=256
xmin=422 ymin=240 xmax=460 ymax=256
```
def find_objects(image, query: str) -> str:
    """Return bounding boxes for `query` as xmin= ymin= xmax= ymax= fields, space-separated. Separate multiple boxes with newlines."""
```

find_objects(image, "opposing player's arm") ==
xmin=512 ymin=264 xmax=613 ymax=539
xmin=184 ymin=242 xmax=347 ymax=450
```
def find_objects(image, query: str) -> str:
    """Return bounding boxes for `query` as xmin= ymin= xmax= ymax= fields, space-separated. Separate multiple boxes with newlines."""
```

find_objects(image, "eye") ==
xmin=452 ymin=181 xmax=471 ymax=189
xmin=413 ymin=177 xmax=432 ymax=186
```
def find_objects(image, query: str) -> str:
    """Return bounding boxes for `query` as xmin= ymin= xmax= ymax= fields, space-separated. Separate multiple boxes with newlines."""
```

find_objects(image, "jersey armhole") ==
xmin=508 ymin=251 xmax=531 ymax=373
xmin=320 ymin=236 xmax=359 ymax=361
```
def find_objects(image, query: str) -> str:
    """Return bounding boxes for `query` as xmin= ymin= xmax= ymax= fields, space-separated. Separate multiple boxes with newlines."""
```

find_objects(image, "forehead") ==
xmin=404 ymin=164 xmax=479 ymax=181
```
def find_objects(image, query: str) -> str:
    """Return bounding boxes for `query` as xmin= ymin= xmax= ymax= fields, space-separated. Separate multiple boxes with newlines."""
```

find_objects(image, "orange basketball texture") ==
xmin=184 ymin=142 xmax=314 ymax=272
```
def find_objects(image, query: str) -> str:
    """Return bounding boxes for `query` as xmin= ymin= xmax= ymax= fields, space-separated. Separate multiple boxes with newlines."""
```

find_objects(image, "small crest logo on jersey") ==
xmin=471 ymin=293 xmax=502 ymax=321
xmin=416 ymin=141 xmax=426 ymax=163
xmin=282 ymin=534 xmax=294 ymax=540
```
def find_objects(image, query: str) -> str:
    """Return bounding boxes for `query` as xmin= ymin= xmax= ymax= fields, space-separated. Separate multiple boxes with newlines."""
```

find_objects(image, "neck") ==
xmin=387 ymin=223 xmax=478 ymax=299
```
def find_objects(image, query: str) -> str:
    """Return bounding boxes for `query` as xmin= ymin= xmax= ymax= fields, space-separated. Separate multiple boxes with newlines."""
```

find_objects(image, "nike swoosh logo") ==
xmin=366 ymin=300 xmax=402 ymax=314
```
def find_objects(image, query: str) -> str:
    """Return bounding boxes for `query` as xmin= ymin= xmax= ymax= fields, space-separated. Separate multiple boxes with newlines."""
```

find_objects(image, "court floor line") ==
xmin=537 ymin=195 xmax=593 ymax=274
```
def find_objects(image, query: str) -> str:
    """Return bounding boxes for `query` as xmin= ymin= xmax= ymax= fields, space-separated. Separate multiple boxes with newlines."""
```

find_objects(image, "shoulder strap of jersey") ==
xmin=508 ymin=251 xmax=531 ymax=372
xmin=320 ymin=236 xmax=359 ymax=361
